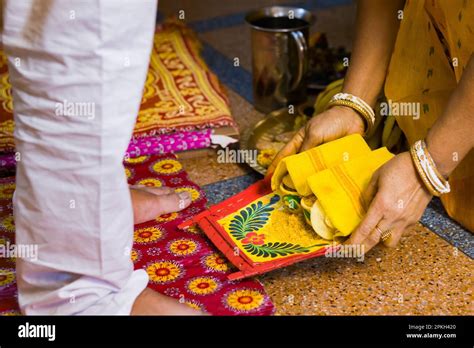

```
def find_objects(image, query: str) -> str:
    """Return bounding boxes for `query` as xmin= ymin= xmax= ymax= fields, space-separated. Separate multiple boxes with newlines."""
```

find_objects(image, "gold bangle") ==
xmin=410 ymin=146 xmax=439 ymax=196
xmin=326 ymin=99 xmax=374 ymax=135
xmin=420 ymin=140 xmax=449 ymax=184
xmin=413 ymin=140 xmax=450 ymax=195
xmin=330 ymin=92 xmax=376 ymax=124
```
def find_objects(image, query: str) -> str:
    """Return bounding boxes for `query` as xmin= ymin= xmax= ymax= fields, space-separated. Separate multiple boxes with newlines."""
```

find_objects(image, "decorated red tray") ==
xmin=179 ymin=178 xmax=338 ymax=280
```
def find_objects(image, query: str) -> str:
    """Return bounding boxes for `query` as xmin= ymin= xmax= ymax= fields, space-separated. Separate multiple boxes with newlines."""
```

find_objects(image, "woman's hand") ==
xmin=346 ymin=152 xmax=432 ymax=252
xmin=266 ymin=106 xmax=365 ymax=177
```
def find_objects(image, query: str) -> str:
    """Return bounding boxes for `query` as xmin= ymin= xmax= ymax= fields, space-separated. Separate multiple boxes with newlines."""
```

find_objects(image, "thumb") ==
xmin=300 ymin=127 xmax=325 ymax=152
xmin=362 ymin=169 xmax=379 ymax=211
xmin=265 ymin=128 xmax=304 ymax=179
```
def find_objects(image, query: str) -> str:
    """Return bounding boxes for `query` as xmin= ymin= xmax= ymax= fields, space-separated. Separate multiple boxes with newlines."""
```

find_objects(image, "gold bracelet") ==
xmin=413 ymin=140 xmax=450 ymax=195
xmin=328 ymin=92 xmax=376 ymax=132
xmin=410 ymin=145 xmax=439 ymax=196
xmin=326 ymin=99 xmax=374 ymax=135
xmin=419 ymin=140 xmax=449 ymax=183
xmin=330 ymin=92 xmax=376 ymax=124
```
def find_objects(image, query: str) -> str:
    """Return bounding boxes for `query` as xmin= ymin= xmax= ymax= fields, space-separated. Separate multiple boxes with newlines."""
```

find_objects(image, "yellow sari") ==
xmin=385 ymin=0 xmax=473 ymax=232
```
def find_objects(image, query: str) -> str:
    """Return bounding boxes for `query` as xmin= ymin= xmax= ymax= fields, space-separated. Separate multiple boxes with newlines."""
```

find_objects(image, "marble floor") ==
xmin=159 ymin=0 xmax=473 ymax=315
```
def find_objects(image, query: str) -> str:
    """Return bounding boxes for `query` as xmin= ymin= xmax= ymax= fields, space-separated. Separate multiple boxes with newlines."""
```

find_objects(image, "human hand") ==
xmin=266 ymin=106 xmax=365 ymax=177
xmin=129 ymin=185 xmax=191 ymax=224
xmin=345 ymin=152 xmax=432 ymax=253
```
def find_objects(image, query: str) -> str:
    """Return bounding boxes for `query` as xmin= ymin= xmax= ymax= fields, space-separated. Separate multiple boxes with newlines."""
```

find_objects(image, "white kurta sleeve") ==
xmin=2 ymin=0 xmax=157 ymax=314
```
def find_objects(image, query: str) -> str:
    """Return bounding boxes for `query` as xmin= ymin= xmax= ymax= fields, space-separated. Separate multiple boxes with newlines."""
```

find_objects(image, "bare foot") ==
xmin=130 ymin=185 xmax=192 ymax=224
xmin=131 ymin=288 xmax=205 ymax=315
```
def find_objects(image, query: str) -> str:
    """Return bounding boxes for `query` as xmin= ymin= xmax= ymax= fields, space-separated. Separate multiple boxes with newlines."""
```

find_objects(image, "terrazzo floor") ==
xmin=159 ymin=0 xmax=473 ymax=315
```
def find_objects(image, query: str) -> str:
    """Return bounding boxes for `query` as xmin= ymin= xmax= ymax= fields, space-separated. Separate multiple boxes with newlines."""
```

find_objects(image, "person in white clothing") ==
xmin=2 ymin=0 xmax=200 ymax=315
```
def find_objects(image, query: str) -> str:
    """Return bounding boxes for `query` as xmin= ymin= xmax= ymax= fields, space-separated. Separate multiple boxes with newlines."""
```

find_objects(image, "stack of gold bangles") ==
xmin=410 ymin=140 xmax=450 ymax=197
xmin=326 ymin=92 xmax=376 ymax=135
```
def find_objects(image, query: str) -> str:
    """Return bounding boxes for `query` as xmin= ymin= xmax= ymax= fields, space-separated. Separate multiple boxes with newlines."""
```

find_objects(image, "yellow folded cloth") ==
xmin=271 ymin=134 xmax=371 ymax=196
xmin=307 ymin=147 xmax=394 ymax=237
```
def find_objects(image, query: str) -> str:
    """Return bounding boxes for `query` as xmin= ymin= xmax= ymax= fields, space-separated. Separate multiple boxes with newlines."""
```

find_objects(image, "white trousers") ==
xmin=2 ymin=0 xmax=157 ymax=314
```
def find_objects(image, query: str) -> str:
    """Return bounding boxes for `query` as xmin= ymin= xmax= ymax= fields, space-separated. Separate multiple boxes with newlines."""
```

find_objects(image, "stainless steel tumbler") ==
xmin=246 ymin=6 xmax=314 ymax=113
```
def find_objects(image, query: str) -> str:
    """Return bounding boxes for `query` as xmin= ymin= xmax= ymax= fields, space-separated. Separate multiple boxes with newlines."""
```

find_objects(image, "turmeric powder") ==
xmin=263 ymin=207 xmax=326 ymax=247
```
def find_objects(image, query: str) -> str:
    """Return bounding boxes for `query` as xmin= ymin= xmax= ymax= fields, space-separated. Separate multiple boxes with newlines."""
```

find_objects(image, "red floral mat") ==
xmin=0 ymin=154 xmax=275 ymax=315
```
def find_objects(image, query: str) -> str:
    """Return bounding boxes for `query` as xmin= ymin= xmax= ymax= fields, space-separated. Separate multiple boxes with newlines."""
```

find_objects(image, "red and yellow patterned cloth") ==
xmin=0 ymin=19 xmax=237 ymax=153
xmin=0 ymin=154 xmax=274 ymax=316
xmin=0 ymin=52 xmax=14 ymax=153
xmin=135 ymin=20 xmax=236 ymax=136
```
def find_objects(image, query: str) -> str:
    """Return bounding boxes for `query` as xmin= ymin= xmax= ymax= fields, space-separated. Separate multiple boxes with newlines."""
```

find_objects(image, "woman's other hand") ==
xmin=346 ymin=152 xmax=432 ymax=252
xmin=266 ymin=106 xmax=364 ymax=177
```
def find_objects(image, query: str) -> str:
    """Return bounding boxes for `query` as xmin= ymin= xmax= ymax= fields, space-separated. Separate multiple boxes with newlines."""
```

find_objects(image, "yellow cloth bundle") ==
xmin=271 ymin=135 xmax=394 ymax=240
xmin=307 ymin=147 xmax=394 ymax=238
xmin=271 ymin=134 xmax=371 ymax=196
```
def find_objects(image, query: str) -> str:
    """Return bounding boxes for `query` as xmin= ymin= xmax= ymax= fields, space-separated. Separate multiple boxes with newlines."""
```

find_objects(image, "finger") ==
xmin=359 ymin=217 xmax=396 ymax=254
xmin=346 ymin=194 xmax=384 ymax=246
xmin=154 ymin=191 xmax=192 ymax=216
xmin=358 ymin=227 xmax=382 ymax=254
xmin=362 ymin=170 xmax=379 ymax=210
xmin=131 ymin=185 xmax=174 ymax=196
xmin=177 ymin=191 xmax=192 ymax=210
xmin=300 ymin=127 xmax=324 ymax=152
xmin=384 ymin=221 xmax=417 ymax=248
xmin=266 ymin=128 xmax=305 ymax=178
xmin=382 ymin=225 xmax=404 ymax=248
xmin=373 ymin=218 xmax=398 ymax=247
